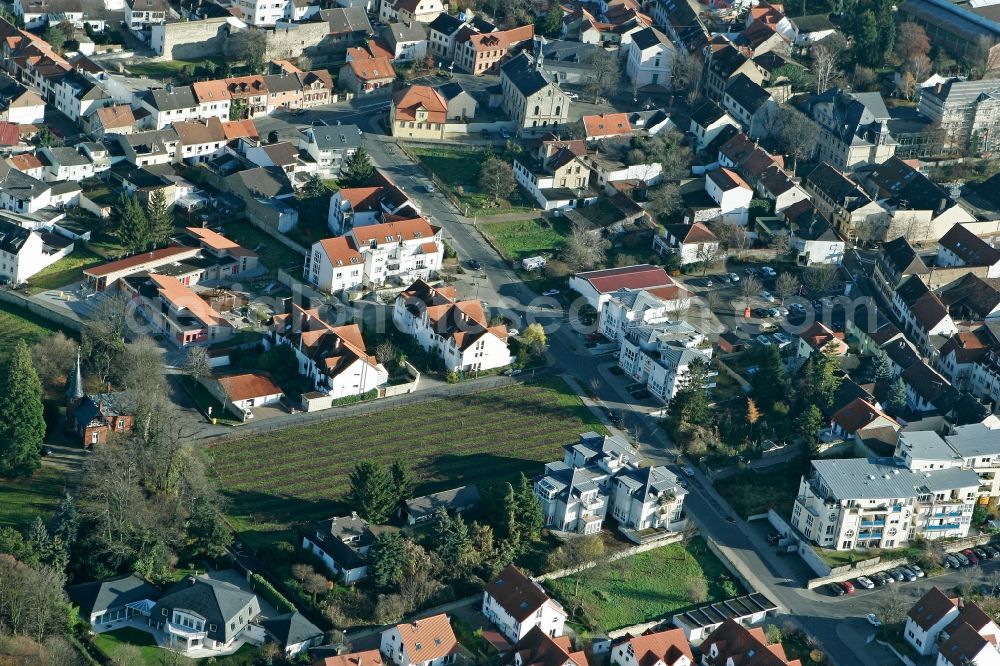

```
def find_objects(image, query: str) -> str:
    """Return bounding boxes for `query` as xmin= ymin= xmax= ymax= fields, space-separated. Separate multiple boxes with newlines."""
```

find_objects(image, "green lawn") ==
xmin=545 ymin=537 xmax=743 ymax=631
xmin=410 ymin=146 xmax=534 ymax=214
xmin=0 ymin=465 xmax=67 ymax=530
xmin=206 ymin=377 xmax=606 ymax=532
xmin=93 ymin=627 xmax=194 ymax=666
xmin=0 ymin=301 xmax=63 ymax=363
xmin=714 ymin=460 xmax=806 ymax=519
xmin=480 ymin=217 xmax=571 ymax=262
xmin=219 ymin=219 xmax=305 ymax=274
xmin=126 ymin=57 xmax=228 ymax=81
xmin=26 ymin=246 xmax=105 ymax=293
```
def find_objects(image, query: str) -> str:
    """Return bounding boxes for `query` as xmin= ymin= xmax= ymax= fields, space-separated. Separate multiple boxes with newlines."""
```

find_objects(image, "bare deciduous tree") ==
xmin=802 ymin=265 xmax=840 ymax=295
xmin=30 ymin=333 xmax=78 ymax=393
xmin=375 ymin=340 xmax=397 ymax=365
xmin=561 ymin=222 xmax=609 ymax=271
xmin=775 ymin=272 xmax=800 ymax=303
xmin=183 ymin=346 xmax=212 ymax=381
xmin=812 ymin=44 xmax=839 ymax=93
xmin=741 ymin=274 xmax=762 ymax=308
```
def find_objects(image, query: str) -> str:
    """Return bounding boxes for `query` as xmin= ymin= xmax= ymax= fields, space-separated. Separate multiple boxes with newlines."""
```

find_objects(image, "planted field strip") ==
xmin=207 ymin=377 xmax=605 ymax=527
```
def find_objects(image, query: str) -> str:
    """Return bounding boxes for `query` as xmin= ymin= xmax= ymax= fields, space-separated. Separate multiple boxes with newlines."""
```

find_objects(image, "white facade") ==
xmin=618 ymin=322 xmax=715 ymax=404
xmin=625 ymin=32 xmax=674 ymax=88
xmin=904 ymin=603 xmax=958 ymax=656
xmin=236 ymin=0 xmax=290 ymax=25
xmin=705 ymin=169 xmax=752 ymax=225
xmin=0 ymin=225 xmax=73 ymax=284
xmin=301 ymin=534 xmax=368 ymax=583
xmin=598 ymin=288 xmax=675 ymax=343
xmin=481 ymin=571 xmax=566 ymax=644
xmin=792 ymin=235 xmax=845 ymax=265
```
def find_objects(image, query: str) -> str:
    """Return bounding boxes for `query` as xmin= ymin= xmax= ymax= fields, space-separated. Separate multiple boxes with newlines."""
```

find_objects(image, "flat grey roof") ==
xmin=812 ymin=458 xmax=979 ymax=500
xmin=946 ymin=422 xmax=1000 ymax=458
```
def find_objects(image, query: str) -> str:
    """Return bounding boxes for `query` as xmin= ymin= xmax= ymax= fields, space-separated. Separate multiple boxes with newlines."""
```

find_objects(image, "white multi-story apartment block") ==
xmin=534 ymin=432 xmax=687 ymax=539
xmin=392 ymin=279 xmax=510 ymax=373
xmin=618 ymin=322 xmax=716 ymax=404
xmin=597 ymin=288 xmax=675 ymax=343
xmin=790 ymin=458 xmax=981 ymax=551
xmin=895 ymin=419 xmax=1000 ymax=501
xmin=268 ymin=304 xmax=388 ymax=399
xmin=482 ymin=565 xmax=566 ymax=643
xmin=0 ymin=218 xmax=74 ymax=284
xmin=306 ymin=217 xmax=443 ymax=293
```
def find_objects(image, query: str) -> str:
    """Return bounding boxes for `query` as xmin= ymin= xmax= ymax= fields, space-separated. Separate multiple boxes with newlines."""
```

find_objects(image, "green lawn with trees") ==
xmin=0 ymin=303 xmax=61 ymax=364
xmin=715 ymin=460 xmax=807 ymax=519
xmin=545 ymin=537 xmax=743 ymax=631
xmin=25 ymin=246 xmax=105 ymax=293
xmin=480 ymin=217 xmax=572 ymax=261
xmin=206 ymin=377 xmax=606 ymax=532
xmin=410 ymin=147 xmax=532 ymax=214
xmin=0 ymin=465 xmax=66 ymax=529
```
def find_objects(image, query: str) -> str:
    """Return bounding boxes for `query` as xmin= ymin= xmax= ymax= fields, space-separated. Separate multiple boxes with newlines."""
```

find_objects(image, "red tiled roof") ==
xmin=582 ymin=112 xmax=632 ymax=138
xmin=576 ymin=264 xmax=674 ymax=294
xmin=216 ymin=372 xmax=283 ymax=401
xmin=485 ymin=565 xmax=554 ymax=622
xmin=392 ymin=85 xmax=448 ymax=124
xmin=320 ymin=649 xmax=384 ymax=666
xmin=349 ymin=57 xmax=394 ymax=82
xmin=83 ymin=246 xmax=197 ymax=278
xmin=393 ymin=614 xmax=459 ymax=663
xmin=0 ymin=121 xmax=20 ymax=146
xmin=830 ymin=397 xmax=896 ymax=434
xmin=622 ymin=628 xmax=694 ymax=666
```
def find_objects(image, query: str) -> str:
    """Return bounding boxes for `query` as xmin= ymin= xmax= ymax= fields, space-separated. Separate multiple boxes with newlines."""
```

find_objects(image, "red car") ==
xmin=964 ymin=549 xmax=980 ymax=565
xmin=839 ymin=581 xmax=855 ymax=594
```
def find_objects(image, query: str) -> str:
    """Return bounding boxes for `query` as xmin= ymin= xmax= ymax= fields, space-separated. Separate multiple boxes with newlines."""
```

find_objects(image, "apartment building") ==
xmin=499 ymin=53 xmax=569 ymax=136
xmin=790 ymin=458 xmax=981 ymax=551
xmin=618 ymin=321 xmax=715 ymax=404
xmin=895 ymin=420 xmax=1000 ymax=502
xmin=391 ymin=279 xmax=510 ymax=373
xmin=801 ymin=89 xmax=897 ymax=171
xmin=917 ymin=77 xmax=1000 ymax=154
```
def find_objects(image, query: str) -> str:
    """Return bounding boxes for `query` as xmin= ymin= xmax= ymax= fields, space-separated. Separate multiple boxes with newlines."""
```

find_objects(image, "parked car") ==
xmin=467 ymin=259 xmax=482 ymax=270
xmin=964 ymin=549 xmax=980 ymax=565
xmin=974 ymin=547 xmax=989 ymax=560
xmin=827 ymin=582 xmax=845 ymax=596
xmin=499 ymin=128 xmax=512 ymax=139
xmin=681 ymin=465 xmax=696 ymax=477
xmin=542 ymin=289 xmax=560 ymax=297
xmin=773 ymin=332 xmax=792 ymax=346
xmin=867 ymin=613 xmax=883 ymax=628
xmin=756 ymin=334 xmax=773 ymax=346
xmin=897 ymin=567 xmax=917 ymax=582
xmin=745 ymin=267 xmax=758 ymax=277
xmin=728 ymin=272 xmax=741 ymax=282
xmin=954 ymin=552 xmax=970 ymax=566
xmin=870 ymin=572 xmax=887 ymax=586
xmin=789 ymin=303 xmax=807 ymax=314
xmin=759 ymin=322 xmax=779 ymax=333
xmin=761 ymin=266 xmax=777 ymax=278
xmin=767 ymin=307 xmax=781 ymax=318
xmin=566 ymin=91 xmax=579 ymax=100
xmin=887 ymin=569 xmax=904 ymax=582
xmin=856 ymin=576 xmax=875 ymax=589
xmin=702 ymin=277 xmax=714 ymax=287
xmin=507 ymin=328 xmax=519 ymax=336
xmin=774 ymin=305 xmax=789 ymax=316
xmin=839 ymin=581 xmax=855 ymax=594
xmin=753 ymin=307 xmax=771 ymax=318
xmin=984 ymin=545 xmax=999 ymax=558
xmin=942 ymin=554 xmax=959 ymax=568
xmin=424 ymin=183 xmax=436 ymax=193
xmin=908 ymin=563 xmax=925 ymax=577
xmin=760 ymin=290 xmax=776 ymax=303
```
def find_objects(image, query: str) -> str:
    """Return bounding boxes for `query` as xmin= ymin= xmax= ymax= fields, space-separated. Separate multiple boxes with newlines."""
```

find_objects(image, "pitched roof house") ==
xmin=701 ymin=618 xmax=801 ymax=665
xmin=482 ymin=565 xmax=567 ymax=643
xmin=380 ymin=613 xmax=461 ymax=666
xmin=390 ymin=85 xmax=448 ymax=140
xmin=150 ymin=575 xmax=261 ymax=655
xmin=609 ymin=628 xmax=693 ymax=666
xmin=504 ymin=627 xmax=588 ymax=666
xmin=303 ymin=513 xmax=376 ymax=583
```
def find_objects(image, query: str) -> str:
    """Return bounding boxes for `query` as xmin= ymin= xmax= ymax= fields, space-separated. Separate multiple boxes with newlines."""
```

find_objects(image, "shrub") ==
xmin=260 ymin=541 xmax=297 ymax=565
xmin=446 ymin=371 xmax=460 ymax=384
xmin=250 ymin=573 xmax=295 ymax=613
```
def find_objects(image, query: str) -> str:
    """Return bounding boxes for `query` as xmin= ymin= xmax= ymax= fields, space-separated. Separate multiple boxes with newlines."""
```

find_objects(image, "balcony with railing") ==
xmin=924 ymin=523 xmax=961 ymax=531
xmin=860 ymin=519 xmax=886 ymax=527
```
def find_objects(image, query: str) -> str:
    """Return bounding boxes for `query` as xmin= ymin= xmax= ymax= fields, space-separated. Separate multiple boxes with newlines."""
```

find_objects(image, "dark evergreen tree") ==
xmin=0 ymin=340 xmax=44 ymax=478
xmin=346 ymin=461 xmax=398 ymax=523
xmin=342 ymin=147 xmax=374 ymax=187
xmin=145 ymin=189 xmax=173 ymax=249
xmin=112 ymin=193 xmax=149 ymax=253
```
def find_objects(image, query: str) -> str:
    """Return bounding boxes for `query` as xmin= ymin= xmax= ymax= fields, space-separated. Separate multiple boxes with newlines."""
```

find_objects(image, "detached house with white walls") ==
xmin=268 ymin=304 xmax=387 ymax=399
xmin=0 ymin=218 xmax=74 ymax=284
xmin=610 ymin=627 xmax=693 ymax=666
xmin=655 ymin=223 xmax=719 ymax=265
xmin=482 ymin=565 xmax=566 ymax=644
xmin=704 ymin=167 xmax=753 ymax=224
xmin=302 ymin=513 xmax=375 ymax=583
xmin=380 ymin=614 xmax=460 ymax=666
xmin=625 ymin=27 xmax=674 ymax=89
xmin=891 ymin=275 xmax=958 ymax=355
xmin=392 ymin=279 xmax=510 ymax=373
xmin=936 ymin=224 xmax=1000 ymax=277
xmin=905 ymin=587 xmax=960 ymax=656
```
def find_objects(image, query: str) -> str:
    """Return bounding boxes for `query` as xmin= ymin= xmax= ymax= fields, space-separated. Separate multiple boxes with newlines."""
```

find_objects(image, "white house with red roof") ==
xmin=796 ymin=320 xmax=849 ymax=359
xmin=906 ymin=588 xmax=960 ymax=655
xmin=505 ymin=627 xmax=588 ymax=666
xmin=482 ymin=565 xmax=566 ymax=644
xmin=655 ymin=222 xmax=719 ymax=265
xmin=307 ymin=217 xmax=443 ymax=293
xmin=207 ymin=371 xmax=284 ymax=418
xmin=393 ymin=279 xmax=510 ymax=372
xmin=827 ymin=397 xmax=898 ymax=442
xmin=568 ymin=264 xmax=677 ymax=312
xmin=327 ymin=171 xmax=418 ymax=234
xmin=380 ymin=613 xmax=460 ymax=666
xmin=610 ymin=627 xmax=692 ymax=666
xmin=269 ymin=304 xmax=387 ymax=399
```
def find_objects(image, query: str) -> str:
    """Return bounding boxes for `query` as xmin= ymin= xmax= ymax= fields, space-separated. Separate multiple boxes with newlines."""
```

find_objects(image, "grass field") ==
xmin=26 ymin=246 xmax=105 ymax=293
xmin=206 ymin=377 xmax=606 ymax=531
xmin=0 ymin=465 xmax=67 ymax=530
xmin=220 ymin=219 xmax=305 ymax=274
xmin=480 ymin=217 xmax=571 ymax=261
xmin=545 ymin=536 xmax=742 ymax=631
xmin=93 ymin=628 xmax=194 ymax=666
xmin=0 ymin=301 xmax=63 ymax=363
xmin=410 ymin=147 xmax=534 ymax=214
xmin=125 ymin=57 xmax=228 ymax=81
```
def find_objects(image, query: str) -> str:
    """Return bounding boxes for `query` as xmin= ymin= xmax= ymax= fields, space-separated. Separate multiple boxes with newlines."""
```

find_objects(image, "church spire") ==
xmin=66 ymin=351 xmax=84 ymax=402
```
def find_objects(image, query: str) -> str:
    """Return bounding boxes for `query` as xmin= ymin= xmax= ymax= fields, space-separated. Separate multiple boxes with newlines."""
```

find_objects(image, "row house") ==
xmin=624 ymin=27 xmax=674 ymax=89
xmin=703 ymin=42 xmax=766 ymax=103
xmin=51 ymin=70 xmax=112 ymax=123
xmin=619 ymin=320 xmax=715 ymax=404
xmin=891 ymin=274 xmax=958 ymax=355
xmin=802 ymin=162 xmax=887 ymax=239
xmin=781 ymin=204 xmax=846 ymax=266
xmin=191 ymin=79 xmax=232 ymax=123
xmin=263 ymin=71 xmax=304 ymax=112
xmin=323 ymin=7 xmax=375 ymax=52
xmin=534 ymin=432 xmax=687 ymax=538
xmin=689 ymin=101 xmax=739 ymax=151
xmin=861 ymin=157 xmax=975 ymax=242
xmin=338 ymin=48 xmax=395 ymax=94
xmin=226 ymin=75 xmax=269 ymax=117
xmin=905 ymin=589 xmax=1000 ymax=664
xmin=874 ymin=236 xmax=928 ymax=304
xmin=0 ymin=164 xmax=53 ymax=213
xmin=704 ymin=166 xmax=752 ymax=225
xmin=455 ymin=25 xmax=534 ymax=75
xmin=126 ymin=0 xmax=169 ymax=38
xmin=306 ymin=217 xmax=442 ymax=292
xmin=722 ymin=73 xmax=776 ymax=141
xmin=39 ymin=145 xmax=95 ymax=182
xmin=0 ymin=74 xmax=44 ymax=125
xmin=136 ymin=84 xmax=202 ymax=129
xmin=122 ymin=272 xmax=234 ymax=347
xmin=934 ymin=327 xmax=996 ymax=391
xmin=173 ymin=117 xmax=228 ymax=164
xmin=392 ymin=279 xmax=510 ymax=373
xmin=380 ymin=22 xmax=428 ymax=62
xmin=902 ymin=360 xmax=961 ymax=416
xmin=972 ymin=351 xmax=1000 ymax=413
xmin=85 ymin=105 xmax=137 ymax=138
xmin=791 ymin=457 xmax=981 ymax=551
xmin=917 ymin=77 xmax=1000 ymax=154
xmin=268 ymin=304 xmax=387 ymax=399
xmin=427 ymin=12 xmax=481 ymax=60
xmin=896 ymin=420 xmax=1000 ymax=501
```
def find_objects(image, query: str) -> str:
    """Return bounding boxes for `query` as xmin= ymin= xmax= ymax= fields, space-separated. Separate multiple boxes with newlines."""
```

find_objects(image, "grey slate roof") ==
xmin=67 ymin=573 xmax=159 ymax=616
xmin=947 ymin=422 xmax=1000 ymax=458
xmin=0 ymin=217 xmax=30 ymax=255
xmin=230 ymin=166 xmax=293 ymax=199
xmin=501 ymin=53 xmax=557 ymax=97
xmin=263 ymin=73 xmax=303 ymax=93
xmin=405 ymin=484 xmax=482 ymax=521
xmin=139 ymin=85 xmax=198 ymax=112
xmin=428 ymin=12 xmax=463 ymax=35
xmin=45 ymin=146 xmax=90 ymax=167
xmin=323 ymin=6 xmax=372 ymax=34
xmin=811 ymin=457 xmax=980 ymax=500
xmin=724 ymin=73 xmax=771 ymax=113
xmin=306 ymin=514 xmax=374 ymax=570
xmin=308 ymin=125 xmax=362 ymax=150
xmin=152 ymin=576 xmax=258 ymax=645
xmin=630 ymin=27 xmax=671 ymax=51
xmin=0 ymin=168 xmax=49 ymax=201
xmin=437 ymin=81 xmax=469 ymax=101
xmin=690 ymin=100 xmax=727 ymax=127
xmin=536 ymin=38 xmax=602 ymax=66
xmin=261 ymin=612 xmax=323 ymax=647
xmin=382 ymin=20 xmax=427 ymax=45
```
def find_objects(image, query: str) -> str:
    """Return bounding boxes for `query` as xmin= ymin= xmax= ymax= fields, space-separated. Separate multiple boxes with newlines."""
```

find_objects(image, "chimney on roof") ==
xmin=351 ymin=510 xmax=358 ymax=520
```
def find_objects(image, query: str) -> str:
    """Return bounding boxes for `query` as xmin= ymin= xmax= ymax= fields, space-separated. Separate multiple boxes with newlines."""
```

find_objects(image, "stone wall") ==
xmin=264 ymin=22 xmax=333 ymax=61
xmin=152 ymin=18 xmax=232 ymax=60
